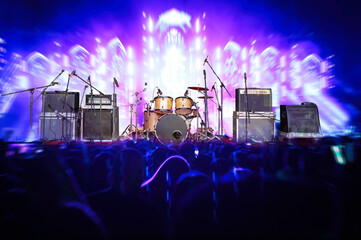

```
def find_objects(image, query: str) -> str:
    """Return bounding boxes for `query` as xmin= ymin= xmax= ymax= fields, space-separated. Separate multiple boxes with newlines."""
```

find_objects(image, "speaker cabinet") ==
xmin=43 ymin=91 xmax=80 ymax=112
xmin=39 ymin=112 xmax=77 ymax=140
xmin=279 ymin=104 xmax=322 ymax=138
xmin=81 ymin=107 xmax=119 ymax=140
xmin=235 ymin=88 xmax=272 ymax=112
xmin=233 ymin=111 xmax=275 ymax=142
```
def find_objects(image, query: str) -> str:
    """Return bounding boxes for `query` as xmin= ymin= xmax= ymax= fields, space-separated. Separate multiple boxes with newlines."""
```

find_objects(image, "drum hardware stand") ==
xmin=145 ymin=102 xmax=152 ymax=140
xmin=72 ymin=73 xmax=113 ymax=142
xmin=131 ymin=87 xmax=146 ymax=139
xmin=243 ymin=73 xmax=251 ymax=142
xmin=193 ymin=102 xmax=211 ymax=141
xmin=204 ymin=57 xmax=231 ymax=136
xmin=120 ymin=104 xmax=138 ymax=139
xmin=0 ymin=70 xmax=64 ymax=141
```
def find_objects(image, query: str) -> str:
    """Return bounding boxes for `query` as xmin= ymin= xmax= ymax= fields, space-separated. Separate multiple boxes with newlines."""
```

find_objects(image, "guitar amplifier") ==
xmin=233 ymin=111 xmax=275 ymax=142
xmin=42 ymin=91 xmax=80 ymax=112
xmin=235 ymin=88 xmax=272 ymax=112
xmin=85 ymin=94 xmax=114 ymax=106
xmin=39 ymin=112 xmax=78 ymax=140
xmin=81 ymin=107 xmax=119 ymax=140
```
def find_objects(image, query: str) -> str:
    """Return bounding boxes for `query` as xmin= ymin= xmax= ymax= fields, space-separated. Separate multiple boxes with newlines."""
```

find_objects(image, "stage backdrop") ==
xmin=0 ymin=0 xmax=358 ymax=141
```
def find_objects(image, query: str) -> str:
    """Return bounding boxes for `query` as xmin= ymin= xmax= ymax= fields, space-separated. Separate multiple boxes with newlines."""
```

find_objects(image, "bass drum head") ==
xmin=155 ymin=114 xmax=188 ymax=145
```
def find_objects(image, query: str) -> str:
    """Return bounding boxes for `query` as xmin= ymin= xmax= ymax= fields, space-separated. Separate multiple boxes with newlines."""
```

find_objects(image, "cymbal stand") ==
xmin=204 ymin=58 xmax=231 ymax=136
xmin=120 ymin=104 xmax=137 ymax=139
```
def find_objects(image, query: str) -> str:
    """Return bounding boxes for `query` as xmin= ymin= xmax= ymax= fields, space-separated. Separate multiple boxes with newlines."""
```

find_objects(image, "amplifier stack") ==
xmin=233 ymin=88 xmax=275 ymax=142
xmin=39 ymin=91 xmax=119 ymax=141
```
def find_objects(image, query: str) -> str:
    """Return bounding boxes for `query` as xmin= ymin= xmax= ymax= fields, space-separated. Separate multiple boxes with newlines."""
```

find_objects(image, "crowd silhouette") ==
xmin=0 ymin=136 xmax=361 ymax=239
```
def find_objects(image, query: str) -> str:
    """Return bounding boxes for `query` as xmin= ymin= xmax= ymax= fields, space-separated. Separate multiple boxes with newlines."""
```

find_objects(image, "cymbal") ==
xmin=198 ymin=96 xmax=214 ymax=99
xmin=188 ymin=86 xmax=208 ymax=91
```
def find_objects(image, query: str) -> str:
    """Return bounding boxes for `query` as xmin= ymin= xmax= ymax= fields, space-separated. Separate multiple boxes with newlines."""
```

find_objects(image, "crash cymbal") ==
xmin=198 ymin=96 xmax=214 ymax=99
xmin=188 ymin=86 xmax=209 ymax=91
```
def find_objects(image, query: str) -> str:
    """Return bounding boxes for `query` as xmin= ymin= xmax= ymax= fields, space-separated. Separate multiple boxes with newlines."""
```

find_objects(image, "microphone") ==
xmin=203 ymin=55 xmax=208 ymax=66
xmin=69 ymin=70 xmax=76 ymax=78
xmin=244 ymin=72 xmax=247 ymax=80
xmin=157 ymin=87 xmax=162 ymax=96
xmin=203 ymin=69 xmax=206 ymax=78
xmin=184 ymin=89 xmax=189 ymax=96
xmin=211 ymin=84 xmax=215 ymax=92
xmin=88 ymin=76 xmax=91 ymax=84
xmin=113 ymin=77 xmax=119 ymax=88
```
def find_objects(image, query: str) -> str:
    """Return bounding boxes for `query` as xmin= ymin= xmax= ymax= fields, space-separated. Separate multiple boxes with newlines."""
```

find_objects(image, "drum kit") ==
xmin=123 ymin=86 xmax=217 ymax=144
xmin=122 ymin=56 xmax=231 ymax=145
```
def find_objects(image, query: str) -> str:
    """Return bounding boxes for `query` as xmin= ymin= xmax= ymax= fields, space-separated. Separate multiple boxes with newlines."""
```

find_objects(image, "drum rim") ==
xmin=154 ymin=96 xmax=173 ymax=99
xmin=175 ymin=96 xmax=193 ymax=100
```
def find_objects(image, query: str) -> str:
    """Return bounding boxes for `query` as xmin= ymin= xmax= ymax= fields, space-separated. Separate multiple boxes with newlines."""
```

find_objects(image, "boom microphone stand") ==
xmin=73 ymin=73 xmax=113 ymax=141
xmin=243 ymin=73 xmax=251 ymax=142
xmin=61 ymin=70 xmax=76 ymax=141
xmin=204 ymin=57 xmax=231 ymax=136
xmin=2 ymin=70 xmax=64 ymax=140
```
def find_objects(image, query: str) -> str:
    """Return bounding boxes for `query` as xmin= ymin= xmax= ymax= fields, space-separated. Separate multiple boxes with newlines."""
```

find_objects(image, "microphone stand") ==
xmin=73 ymin=73 xmax=113 ymax=142
xmin=61 ymin=72 xmax=75 ymax=141
xmin=78 ymin=85 xmax=88 ymax=140
xmin=204 ymin=59 xmax=231 ymax=136
xmin=33 ymin=70 xmax=65 ymax=142
xmin=203 ymin=70 xmax=209 ymax=133
xmin=211 ymin=83 xmax=222 ymax=136
xmin=243 ymin=73 xmax=251 ymax=142
xmin=1 ymin=82 xmax=60 ymax=138
xmin=112 ymin=79 xmax=118 ymax=141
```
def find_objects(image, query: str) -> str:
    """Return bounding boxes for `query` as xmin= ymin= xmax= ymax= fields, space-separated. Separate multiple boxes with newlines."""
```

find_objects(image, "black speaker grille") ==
xmin=280 ymin=105 xmax=321 ymax=133
xmin=235 ymin=88 xmax=272 ymax=112
xmin=43 ymin=91 xmax=79 ymax=112
xmin=83 ymin=109 xmax=113 ymax=140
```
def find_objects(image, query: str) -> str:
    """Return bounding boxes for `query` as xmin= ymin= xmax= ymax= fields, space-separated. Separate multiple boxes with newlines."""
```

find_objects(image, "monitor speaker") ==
xmin=280 ymin=104 xmax=321 ymax=133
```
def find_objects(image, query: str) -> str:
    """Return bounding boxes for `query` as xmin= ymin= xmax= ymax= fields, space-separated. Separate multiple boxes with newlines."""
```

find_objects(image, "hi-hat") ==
xmin=188 ymin=86 xmax=208 ymax=91
xmin=198 ymin=96 xmax=214 ymax=99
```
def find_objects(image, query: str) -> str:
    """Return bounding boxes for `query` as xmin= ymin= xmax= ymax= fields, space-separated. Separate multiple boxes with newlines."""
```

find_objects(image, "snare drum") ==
xmin=175 ymin=96 xmax=193 ymax=116
xmin=143 ymin=110 xmax=161 ymax=132
xmin=154 ymin=96 xmax=173 ymax=114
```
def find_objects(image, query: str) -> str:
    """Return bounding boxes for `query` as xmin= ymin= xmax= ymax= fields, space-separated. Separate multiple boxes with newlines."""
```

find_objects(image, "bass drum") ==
xmin=155 ymin=114 xmax=189 ymax=145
